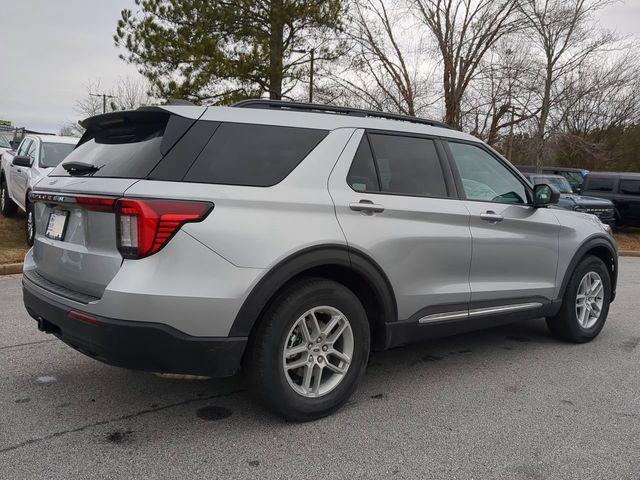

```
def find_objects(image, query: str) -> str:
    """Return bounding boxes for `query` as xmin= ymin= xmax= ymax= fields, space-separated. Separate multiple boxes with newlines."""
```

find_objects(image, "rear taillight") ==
xmin=75 ymin=196 xmax=116 ymax=212
xmin=115 ymin=199 xmax=213 ymax=259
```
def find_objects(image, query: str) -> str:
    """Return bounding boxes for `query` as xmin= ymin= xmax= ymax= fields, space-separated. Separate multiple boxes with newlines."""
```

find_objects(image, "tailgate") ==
xmin=30 ymin=178 xmax=138 ymax=298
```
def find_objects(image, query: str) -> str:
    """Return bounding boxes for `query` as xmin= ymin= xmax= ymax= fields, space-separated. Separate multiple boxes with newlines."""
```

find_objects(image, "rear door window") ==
xmin=585 ymin=177 xmax=615 ymax=192
xmin=367 ymin=133 xmax=448 ymax=197
xmin=184 ymin=123 xmax=328 ymax=187
xmin=619 ymin=179 xmax=640 ymax=195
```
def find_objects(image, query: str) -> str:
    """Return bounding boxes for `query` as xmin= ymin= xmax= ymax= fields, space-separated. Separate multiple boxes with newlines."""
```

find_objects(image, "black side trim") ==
xmin=23 ymin=283 xmax=246 ymax=377
xmin=385 ymin=299 xmax=558 ymax=349
xmin=229 ymin=244 xmax=397 ymax=338
xmin=558 ymin=235 xmax=618 ymax=303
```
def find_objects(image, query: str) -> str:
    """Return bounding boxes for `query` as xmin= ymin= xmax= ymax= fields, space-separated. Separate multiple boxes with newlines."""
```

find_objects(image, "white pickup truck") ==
xmin=1 ymin=134 xmax=77 ymax=245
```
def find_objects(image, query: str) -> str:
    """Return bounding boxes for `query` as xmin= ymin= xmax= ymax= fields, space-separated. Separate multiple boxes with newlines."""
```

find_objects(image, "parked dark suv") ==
xmin=517 ymin=166 xmax=588 ymax=193
xmin=523 ymin=173 xmax=616 ymax=226
xmin=581 ymin=172 xmax=640 ymax=227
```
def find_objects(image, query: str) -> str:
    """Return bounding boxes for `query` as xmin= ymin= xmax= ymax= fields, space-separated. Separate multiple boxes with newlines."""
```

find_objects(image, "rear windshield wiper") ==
xmin=62 ymin=161 xmax=102 ymax=175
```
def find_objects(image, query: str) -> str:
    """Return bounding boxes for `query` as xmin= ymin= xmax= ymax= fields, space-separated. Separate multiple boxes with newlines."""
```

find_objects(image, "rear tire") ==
xmin=244 ymin=278 xmax=370 ymax=421
xmin=1 ymin=177 xmax=17 ymax=218
xmin=546 ymin=255 xmax=611 ymax=343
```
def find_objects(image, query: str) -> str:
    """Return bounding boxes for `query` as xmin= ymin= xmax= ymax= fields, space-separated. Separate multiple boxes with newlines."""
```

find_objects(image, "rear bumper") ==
xmin=23 ymin=280 xmax=247 ymax=377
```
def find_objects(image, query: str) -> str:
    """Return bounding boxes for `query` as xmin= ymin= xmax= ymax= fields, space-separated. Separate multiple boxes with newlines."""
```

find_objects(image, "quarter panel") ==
xmin=124 ymin=129 xmax=355 ymax=268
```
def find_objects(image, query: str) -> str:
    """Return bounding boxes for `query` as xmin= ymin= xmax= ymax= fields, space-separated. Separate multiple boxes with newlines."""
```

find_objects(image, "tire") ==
xmin=244 ymin=278 xmax=370 ymax=421
xmin=546 ymin=255 xmax=611 ymax=343
xmin=1 ymin=176 xmax=17 ymax=218
xmin=25 ymin=200 xmax=35 ymax=246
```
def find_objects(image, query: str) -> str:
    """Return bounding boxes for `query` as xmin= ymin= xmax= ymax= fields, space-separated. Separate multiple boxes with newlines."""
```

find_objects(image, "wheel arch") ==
xmin=230 ymin=244 xmax=397 ymax=350
xmin=559 ymin=235 xmax=618 ymax=303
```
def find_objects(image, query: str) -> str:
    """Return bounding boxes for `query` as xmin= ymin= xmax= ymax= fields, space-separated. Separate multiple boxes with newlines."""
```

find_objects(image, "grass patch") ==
xmin=614 ymin=228 xmax=640 ymax=252
xmin=0 ymin=212 xmax=28 ymax=264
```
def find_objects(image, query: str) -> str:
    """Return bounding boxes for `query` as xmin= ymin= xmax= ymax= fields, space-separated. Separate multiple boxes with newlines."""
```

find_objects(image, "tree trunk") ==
xmin=535 ymin=64 xmax=553 ymax=172
xmin=269 ymin=0 xmax=284 ymax=100
xmin=443 ymin=74 xmax=461 ymax=127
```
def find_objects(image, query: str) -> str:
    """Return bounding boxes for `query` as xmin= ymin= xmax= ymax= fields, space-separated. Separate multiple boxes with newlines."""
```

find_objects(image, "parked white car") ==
xmin=1 ymin=134 xmax=78 ymax=245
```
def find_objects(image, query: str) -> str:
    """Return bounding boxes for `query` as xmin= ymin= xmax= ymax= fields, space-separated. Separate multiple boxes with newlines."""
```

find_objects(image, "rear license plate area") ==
xmin=45 ymin=209 xmax=69 ymax=241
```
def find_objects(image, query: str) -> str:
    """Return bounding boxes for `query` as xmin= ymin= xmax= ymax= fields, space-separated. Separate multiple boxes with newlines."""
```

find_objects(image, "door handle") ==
xmin=480 ymin=211 xmax=504 ymax=223
xmin=349 ymin=200 xmax=384 ymax=214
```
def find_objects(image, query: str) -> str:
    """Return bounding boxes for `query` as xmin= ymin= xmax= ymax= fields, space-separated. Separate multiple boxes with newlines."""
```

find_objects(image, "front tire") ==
xmin=244 ymin=278 xmax=370 ymax=421
xmin=1 ymin=177 xmax=17 ymax=218
xmin=546 ymin=255 xmax=611 ymax=343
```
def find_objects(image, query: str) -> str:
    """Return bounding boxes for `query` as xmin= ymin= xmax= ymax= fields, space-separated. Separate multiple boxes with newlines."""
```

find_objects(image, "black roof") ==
xmin=233 ymin=99 xmax=453 ymax=130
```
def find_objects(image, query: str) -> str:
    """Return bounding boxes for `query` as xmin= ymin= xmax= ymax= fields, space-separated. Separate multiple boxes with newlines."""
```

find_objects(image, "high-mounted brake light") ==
xmin=115 ymin=199 xmax=213 ymax=259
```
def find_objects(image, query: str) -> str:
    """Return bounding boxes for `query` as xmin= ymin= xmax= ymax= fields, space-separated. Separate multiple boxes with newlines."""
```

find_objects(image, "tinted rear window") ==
xmin=51 ymin=113 xmax=169 ymax=178
xmin=620 ymin=179 xmax=640 ymax=195
xmin=585 ymin=177 xmax=615 ymax=192
xmin=184 ymin=123 xmax=328 ymax=186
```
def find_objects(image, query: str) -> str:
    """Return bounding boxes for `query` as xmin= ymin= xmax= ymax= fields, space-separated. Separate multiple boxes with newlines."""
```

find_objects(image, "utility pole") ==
xmin=293 ymin=48 xmax=315 ymax=103
xmin=507 ymin=106 xmax=520 ymax=161
xmin=89 ymin=92 xmax=116 ymax=114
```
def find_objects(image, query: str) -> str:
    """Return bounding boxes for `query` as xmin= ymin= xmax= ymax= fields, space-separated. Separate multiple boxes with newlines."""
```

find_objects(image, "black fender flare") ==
xmin=558 ymin=235 xmax=618 ymax=303
xmin=228 ymin=244 xmax=398 ymax=337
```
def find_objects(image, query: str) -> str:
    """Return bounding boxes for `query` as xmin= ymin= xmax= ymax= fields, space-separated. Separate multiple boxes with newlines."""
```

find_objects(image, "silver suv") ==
xmin=23 ymin=100 xmax=617 ymax=421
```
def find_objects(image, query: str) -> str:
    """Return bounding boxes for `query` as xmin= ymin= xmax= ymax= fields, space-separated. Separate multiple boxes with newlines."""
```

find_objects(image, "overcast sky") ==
xmin=0 ymin=0 xmax=638 ymax=133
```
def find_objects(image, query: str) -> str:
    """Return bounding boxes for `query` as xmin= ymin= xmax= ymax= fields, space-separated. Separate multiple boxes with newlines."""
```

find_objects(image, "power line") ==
xmin=89 ymin=93 xmax=116 ymax=114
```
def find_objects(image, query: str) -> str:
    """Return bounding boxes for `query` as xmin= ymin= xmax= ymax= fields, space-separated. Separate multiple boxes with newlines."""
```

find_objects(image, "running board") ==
xmin=418 ymin=302 xmax=543 ymax=325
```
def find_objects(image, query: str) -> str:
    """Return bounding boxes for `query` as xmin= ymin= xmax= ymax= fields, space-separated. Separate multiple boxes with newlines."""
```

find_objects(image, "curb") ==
xmin=619 ymin=250 xmax=640 ymax=258
xmin=0 ymin=263 xmax=23 ymax=276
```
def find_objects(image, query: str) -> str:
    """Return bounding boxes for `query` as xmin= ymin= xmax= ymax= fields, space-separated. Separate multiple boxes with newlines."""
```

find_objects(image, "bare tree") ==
xmin=319 ymin=0 xmax=439 ymax=117
xmin=413 ymin=0 xmax=521 ymax=128
xmin=461 ymin=41 xmax=540 ymax=152
xmin=62 ymin=77 xmax=153 ymax=136
xmin=517 ymin=0 xmax=617 ymax=171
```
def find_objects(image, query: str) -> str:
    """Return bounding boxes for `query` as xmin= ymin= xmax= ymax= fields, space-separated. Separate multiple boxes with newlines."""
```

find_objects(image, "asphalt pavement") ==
xmin=1 ymin=259 xmax=639 ymax=479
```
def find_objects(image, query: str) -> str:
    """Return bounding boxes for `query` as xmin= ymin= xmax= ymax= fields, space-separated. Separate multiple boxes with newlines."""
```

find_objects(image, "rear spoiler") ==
xmin=77 ymin=107 xmax=198 ymax=156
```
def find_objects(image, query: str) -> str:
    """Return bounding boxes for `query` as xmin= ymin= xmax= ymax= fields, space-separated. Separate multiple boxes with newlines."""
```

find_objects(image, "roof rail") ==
xmin=233 ymin=99 xmax=453 ymax=130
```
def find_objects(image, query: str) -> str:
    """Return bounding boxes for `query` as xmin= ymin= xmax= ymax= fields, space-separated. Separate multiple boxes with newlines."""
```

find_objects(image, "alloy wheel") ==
xmin=282 ymin=306 xmax=354 ymax=398
xmin=575 ymin=271 xmax=604 ymax=329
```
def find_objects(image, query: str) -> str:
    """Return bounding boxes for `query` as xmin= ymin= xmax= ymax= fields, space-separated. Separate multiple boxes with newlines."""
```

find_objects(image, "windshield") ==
xmin=532 ymin=175 xmax=573 ymax=194
xmin=40 ymin=142 xmax=76 ymax=168
xmin=0 ymin=134 xmax=11 ymax=149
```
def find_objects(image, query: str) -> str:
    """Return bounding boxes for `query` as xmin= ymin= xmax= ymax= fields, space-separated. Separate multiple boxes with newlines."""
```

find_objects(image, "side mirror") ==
xmin=533 ymin=183 xmax=560 ymax=207
xmin=12 ymin=155 xmax=33 ymax=168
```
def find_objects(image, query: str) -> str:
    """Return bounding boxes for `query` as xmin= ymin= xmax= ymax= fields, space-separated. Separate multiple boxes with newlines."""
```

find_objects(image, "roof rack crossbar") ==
xmin=233 ymin=99 xmax=452 ymax=130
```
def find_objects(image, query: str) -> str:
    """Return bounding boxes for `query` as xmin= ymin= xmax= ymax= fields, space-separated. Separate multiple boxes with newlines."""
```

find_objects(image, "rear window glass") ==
xmin=40 ymin=142 xmax=76 ymax=168
xmin=184 ymin=123 xmax=328 ymax=187
xmin=585 ymin=177 xmax=614 ymax=192
xmin=620 ymin=179 xmax=640 ymax=195
xmin=51 ymin=115 xmax=168 ymax=178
